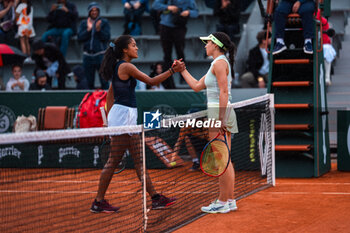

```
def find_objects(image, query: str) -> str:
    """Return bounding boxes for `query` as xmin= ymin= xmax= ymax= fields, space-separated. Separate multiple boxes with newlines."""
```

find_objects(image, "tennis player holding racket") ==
xmin=177 ymin=32 xmax=238 ymax=213
xmin=90 ymin=35 xmax=184 ymax=213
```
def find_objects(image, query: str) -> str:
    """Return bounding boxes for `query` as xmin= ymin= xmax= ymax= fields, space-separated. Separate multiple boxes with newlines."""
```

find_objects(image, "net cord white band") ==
xmin=159 ymin=94 xmax=272 ymax=129
xmin=0 ymin=125 xmax=143 ymax=145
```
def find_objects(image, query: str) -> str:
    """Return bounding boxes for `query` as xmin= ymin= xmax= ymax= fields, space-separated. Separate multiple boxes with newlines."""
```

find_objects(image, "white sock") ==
xmin=228 ymin=199 xmax=235 ymax=203
xmin=192 ymin=158 xmax=198 ymax=163
xmin=276 ymin=38 xmax=285 ymax=45
xmin=218 ymin=200 xmax=227 ymax=205
xmin=305 ymin=38 xmax=312 ymax=44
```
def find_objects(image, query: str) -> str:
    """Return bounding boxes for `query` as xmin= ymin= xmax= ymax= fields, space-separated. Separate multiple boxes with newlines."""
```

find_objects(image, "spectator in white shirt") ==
xmin=6 ymin=64 xmax=29 ymax=91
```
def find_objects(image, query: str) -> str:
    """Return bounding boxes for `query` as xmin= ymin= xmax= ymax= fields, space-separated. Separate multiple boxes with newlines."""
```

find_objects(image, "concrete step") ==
xmin=32 ymin=0 xmax=214 ymax=18
xmin=33 ymin=14 xmax=222 ymax=39
xmin=48 ymin=34 xmax=241 ymax=61
xmin=0 ymin=58 xmax=213 ymax=89
xmin=32 ymin=0 xmax=251 ymax=38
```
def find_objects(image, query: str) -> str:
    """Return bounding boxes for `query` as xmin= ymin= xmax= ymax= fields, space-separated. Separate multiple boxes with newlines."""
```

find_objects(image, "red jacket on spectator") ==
xmin=316 ymin=10 xmax=331 ymax=45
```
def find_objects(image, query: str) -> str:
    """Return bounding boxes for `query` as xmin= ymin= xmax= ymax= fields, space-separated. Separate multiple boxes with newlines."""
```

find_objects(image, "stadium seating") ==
xmin=1 ymin=0 xmax=348 ymax=89
xmin=37 ymin=106 xmax=74 ymax=130
xmin=0 ymin=0 xmax=254 ymax=89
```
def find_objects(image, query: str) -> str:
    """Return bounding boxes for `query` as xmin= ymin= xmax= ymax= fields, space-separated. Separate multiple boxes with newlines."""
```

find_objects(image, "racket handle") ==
xmin=100 ymin=107 xmax=108 ymax=127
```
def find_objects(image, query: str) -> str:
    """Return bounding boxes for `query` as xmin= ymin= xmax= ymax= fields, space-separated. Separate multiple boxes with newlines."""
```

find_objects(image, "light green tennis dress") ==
xmin=204 ymin=55 xmax=238 ymax=134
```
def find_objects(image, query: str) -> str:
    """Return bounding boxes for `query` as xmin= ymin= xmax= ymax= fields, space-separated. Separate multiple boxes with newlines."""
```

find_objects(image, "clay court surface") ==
xmin=1 ymin=162 xmax=349 ymax=232
xmin=0 ymin=162 xmax=268 ymax=232
xmin=175 ymin=162 xmax=350 ymax=233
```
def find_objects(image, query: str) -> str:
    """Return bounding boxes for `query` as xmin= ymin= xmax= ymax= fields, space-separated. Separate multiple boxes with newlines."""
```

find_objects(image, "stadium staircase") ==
xmin=267 ymin=1 xmax=331 ymax=177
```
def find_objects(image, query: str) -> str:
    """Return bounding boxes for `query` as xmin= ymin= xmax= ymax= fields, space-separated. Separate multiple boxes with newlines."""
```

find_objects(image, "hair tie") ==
xmin=109 ymin=42 xmax=115 ymax=48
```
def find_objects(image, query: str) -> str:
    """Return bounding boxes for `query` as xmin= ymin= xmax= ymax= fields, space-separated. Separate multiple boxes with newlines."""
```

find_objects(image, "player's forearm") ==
xmin=181 ymin=69 xmax=200 ymax=92
xmin=149 ymin=69 xmax=174 ymax=86
xmin=219 ymin=90 xmax=228 ymax=122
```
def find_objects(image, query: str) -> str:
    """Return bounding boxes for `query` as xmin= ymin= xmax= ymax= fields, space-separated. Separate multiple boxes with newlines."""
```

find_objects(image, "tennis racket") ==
xmin=200 ymin=132 xmax=230 ymax=177
xmin=100 ymin=106 xmax=108 ymax=127
xmin=100 ymin=137 xmax=129 ymax=174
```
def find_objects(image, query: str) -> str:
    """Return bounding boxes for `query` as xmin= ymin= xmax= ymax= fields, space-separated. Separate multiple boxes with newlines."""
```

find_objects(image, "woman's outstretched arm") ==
xmin=180 ymin=69 xmax=206 ymax=92
xmin=121 ymin=62 xmax=185 ymax=86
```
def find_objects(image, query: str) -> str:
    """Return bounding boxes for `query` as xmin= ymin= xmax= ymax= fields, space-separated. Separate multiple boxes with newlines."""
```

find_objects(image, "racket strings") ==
xmin=201 ymin=140 xmax=230 ymax=176
xmin=101 ymin=141 xmax=133 ymax=174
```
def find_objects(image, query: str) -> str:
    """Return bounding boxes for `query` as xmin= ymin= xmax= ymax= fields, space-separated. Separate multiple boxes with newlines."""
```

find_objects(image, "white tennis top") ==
xmin=204 ymin=55 xmax=232 ymax=104
xmin=204 ymin=55 xmax=238 ymax=134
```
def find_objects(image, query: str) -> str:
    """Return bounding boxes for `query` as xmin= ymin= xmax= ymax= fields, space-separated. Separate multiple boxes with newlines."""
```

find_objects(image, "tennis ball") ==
xmin=170 ymin=161 xmax=176 ymax=166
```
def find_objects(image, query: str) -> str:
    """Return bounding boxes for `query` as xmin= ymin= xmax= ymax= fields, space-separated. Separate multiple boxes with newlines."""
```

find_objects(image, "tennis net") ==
xmin=0 ymin=94 xmax=274 ymax=233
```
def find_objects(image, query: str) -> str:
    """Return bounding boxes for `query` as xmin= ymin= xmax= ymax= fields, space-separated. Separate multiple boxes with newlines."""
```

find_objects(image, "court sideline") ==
xmin=174 ymin=162 xmax=350 ymax=233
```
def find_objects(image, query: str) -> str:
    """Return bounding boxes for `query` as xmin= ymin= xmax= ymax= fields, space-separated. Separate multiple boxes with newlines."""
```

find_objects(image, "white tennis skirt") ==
xmin=207 ymin=102 xmax=239 ymax=134
xmin=108 ymin=104 xmax=138 ymax=127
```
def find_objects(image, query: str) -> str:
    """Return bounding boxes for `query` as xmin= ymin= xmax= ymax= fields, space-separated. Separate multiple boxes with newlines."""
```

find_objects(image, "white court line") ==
xmin=11 ymin=179 xmax=219 ymax=185
xmin=11 ymin=179 xmax=266 ymax=185
xmin=12 ymin=179 xmax=350 ymax=187
xmin=276 ymin=182 xmax=350 ymax=186
xmin=0 ymin=190 xmax=131 ymax=194
xmin=267 ymin=191 xmax=350 ymax=195
xmin=0 ymin=190 xmax=218 ymax=195
xmin=15 ymin=180 xmax=349 ymax=186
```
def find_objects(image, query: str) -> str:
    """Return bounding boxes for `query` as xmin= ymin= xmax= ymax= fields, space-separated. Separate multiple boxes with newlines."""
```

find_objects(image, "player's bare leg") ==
xmin=96 ymin=135 xmax=128 ymax=201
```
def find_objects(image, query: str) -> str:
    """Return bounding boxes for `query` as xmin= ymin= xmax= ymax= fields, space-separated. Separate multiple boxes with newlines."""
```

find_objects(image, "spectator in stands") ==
xmin=273 ymin=0 xmax=314 ymax=55
xmin=15 ymin=0 xmax=35 ymax=56
xmin=29 ymin=69 xmax=51 ymax=91
xmin=41 ymin=0 xmax=78 ymax=57
xmin=77 ymin=2 xmax=110 ymax=90
xmin=6 ymin=64 xmax=29 ymax=91
xmin=123 ymin=0 xmax=149 ymax=36
xmin=147 ymin=62 xmax=165 ymax=90
xmin=214 ymin=0 xmax=240 ymax=42
xmin=152 ymin=0 xmax=198 ymax=89
xmin=204 ymin=0 xmax=217 ymax=9
xmin=31 ymin=39 xmax=70 ymax=89
xmin=240 ymin=30 xmax=271 ymax=88
xmin=0 ymin=78 xmax=4 ymax=90
xmin=149 ymin=5 xmax=161 ymax=34
xmin=316 ymin=10 xmax=336 ymax=86
xmin=72 ymin=65 xmax=89 ymax=90
xmin=0 ymin=0 xmax=17 ymax=46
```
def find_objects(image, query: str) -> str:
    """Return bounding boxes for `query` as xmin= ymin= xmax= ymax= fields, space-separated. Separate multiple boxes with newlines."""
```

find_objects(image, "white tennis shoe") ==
xmin=201 ymin=200 xmax=230 ymax=213
xmin=228 ymin=199 xmax=238 ymax=211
